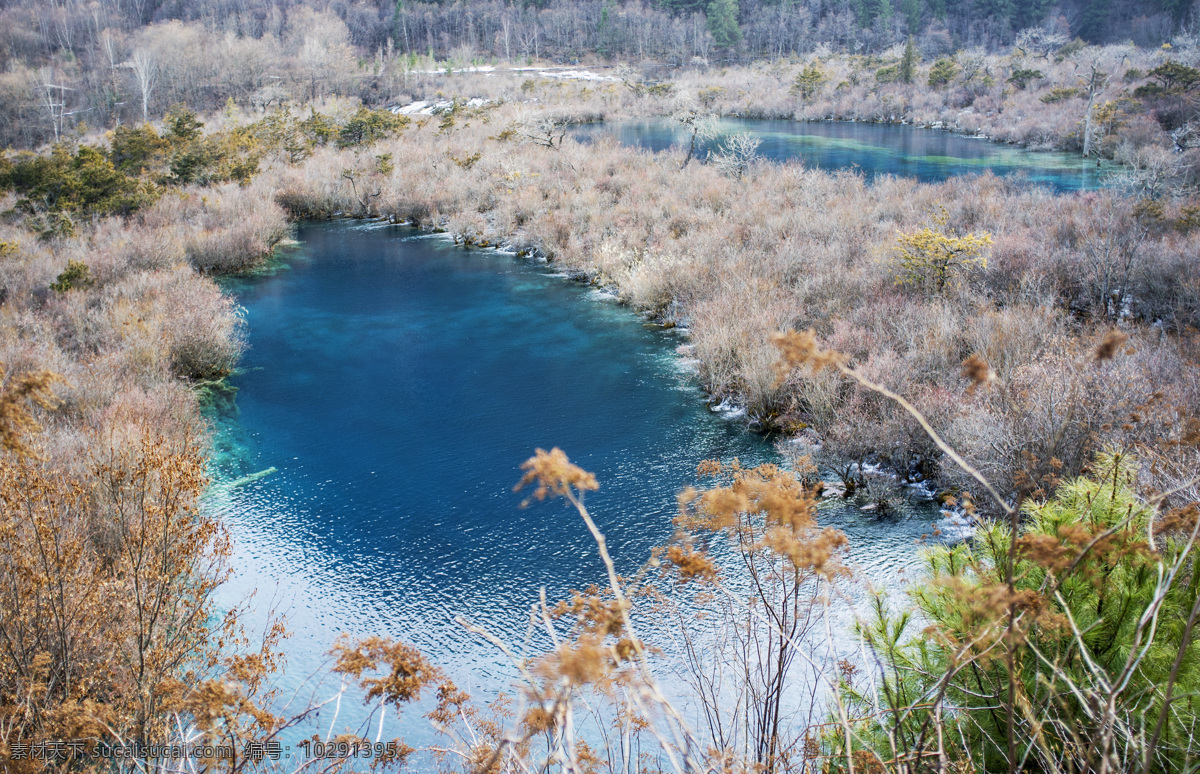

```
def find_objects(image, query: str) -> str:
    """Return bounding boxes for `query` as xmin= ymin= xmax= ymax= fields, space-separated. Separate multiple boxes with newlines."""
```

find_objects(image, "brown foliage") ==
xmin=0 ymin=366 xmax=59 ymax=456
xmin=515 ymin=447 xmax=599 ymax=503
xmin=1094 ymin=328 xmax=1130 ymax=361
xmin=0 ymin=431 xmax=285 ymax=768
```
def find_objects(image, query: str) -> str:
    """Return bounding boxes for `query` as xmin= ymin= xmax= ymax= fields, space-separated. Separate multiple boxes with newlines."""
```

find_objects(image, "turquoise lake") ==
xmin=206 ymin=221 xmax=941 ymax=745
xmin=571 ymin=118 xmax=1113 ymax=191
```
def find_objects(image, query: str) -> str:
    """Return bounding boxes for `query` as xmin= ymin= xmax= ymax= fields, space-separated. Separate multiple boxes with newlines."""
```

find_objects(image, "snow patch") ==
xmin=391 ymin=97 xmax=491 ymax=115
xmin=536 ymin=69 xmax=619 ymax=82
xmin=710 ymin=398 xmax=746 ymax=419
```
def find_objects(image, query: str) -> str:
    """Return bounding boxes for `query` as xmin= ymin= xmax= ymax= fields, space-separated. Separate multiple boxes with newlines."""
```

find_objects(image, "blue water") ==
xmin=206 ymin=223 xmax=942 ymax=749
xmin=571 ymin=119 xmax=1112 ymax=192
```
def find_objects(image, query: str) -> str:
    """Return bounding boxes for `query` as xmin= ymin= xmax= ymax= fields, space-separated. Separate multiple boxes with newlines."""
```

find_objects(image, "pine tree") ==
xmin=875 ymin=0 xmax=893 ymax=27
xmin=706 ymin=0 xmax=742 ymax=48
xmin=900 ymin=36 xmax=918 ymax=83
xmin=902 ymin=0 xmax=921 ymax=32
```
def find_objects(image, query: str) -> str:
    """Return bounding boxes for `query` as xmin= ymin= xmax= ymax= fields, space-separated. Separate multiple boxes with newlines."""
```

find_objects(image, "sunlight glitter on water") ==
xmin=205 ymin=223 xmax=947 ymax=747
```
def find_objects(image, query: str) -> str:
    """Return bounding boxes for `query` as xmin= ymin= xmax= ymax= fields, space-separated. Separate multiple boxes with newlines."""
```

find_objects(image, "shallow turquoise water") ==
xmin=571 ymin=118 xmax=1113 ymax=191
xmin=206 ymin=222 xmax=944 ymax=749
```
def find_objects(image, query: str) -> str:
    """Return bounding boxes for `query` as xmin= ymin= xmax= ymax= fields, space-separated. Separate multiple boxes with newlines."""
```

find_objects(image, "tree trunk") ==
xmin=1083 ymin=89 xmax=1096 ymax=159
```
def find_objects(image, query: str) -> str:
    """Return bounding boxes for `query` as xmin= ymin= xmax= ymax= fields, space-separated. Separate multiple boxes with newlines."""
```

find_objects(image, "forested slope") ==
xmin=1 ymin=0 xmax=1197 ymax=148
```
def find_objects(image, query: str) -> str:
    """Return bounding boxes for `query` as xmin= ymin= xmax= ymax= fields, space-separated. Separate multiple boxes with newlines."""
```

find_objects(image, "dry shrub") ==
xmin=688 ymin=282 xmax=795 ymax=416
xmin=273 ymin=148 xmax=355 ymax=217
xmin=948 ymin=333 xmax=1185 ymax=502
xmin=101 ymin=266 xmax=245 ymax=380
xmin=0 ymin=364 xmax=59 ymax=455
xmin=0 ymin=226 xmax=62 ymax=302
xmin=143 ymin=183 xmax=289 ymax=273
xmin=962 ymin=305 xmax=1060 ymax=379
xmin=123 ymin=224 xmax=188 ymax=273
xmin=621 ymin=251 xmax=708 ymax=316
xmin=0 ymin=431 xmax=282 ymax=757
xmin=1134 ymin=231 xmax=1200 ymax=330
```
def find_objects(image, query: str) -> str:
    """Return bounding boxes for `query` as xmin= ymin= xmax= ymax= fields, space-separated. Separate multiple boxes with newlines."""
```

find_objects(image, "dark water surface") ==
xmin=571 ymin=118 xmax=1112 ymax=191
xmin=206 ymin=223 xmax=941 ymax=744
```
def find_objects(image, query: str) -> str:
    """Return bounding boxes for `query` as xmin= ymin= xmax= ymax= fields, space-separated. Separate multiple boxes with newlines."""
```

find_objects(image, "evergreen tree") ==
xmin=658 ymin=0 xmax=707 ymax=15
xmin=1160 ymin=0 xmax=1193 ymax=21
xmin=1013 ymin=0 xmax=1053 ymax=29
xmin=854 ymin=0 xmax=897 ymax=30
xmin=707 ymin=0 xmax=742 ymax=48
xmin=1076 ymin=0 xmax=1113 ymax=41
xmin=976 ymin=0 xmax=1016 ymax=28
xmin=900 ymin=36 xmax=918 ymax=83
xmin=840 ymin=452 xmax=1200 ymax=774
xmin=597 ymin=0 xmax=614 ymax=54
xmin=875 ymin=0 xmax=893 ymax=27
xmin=852 ymin=0 xmax=871 ymax=26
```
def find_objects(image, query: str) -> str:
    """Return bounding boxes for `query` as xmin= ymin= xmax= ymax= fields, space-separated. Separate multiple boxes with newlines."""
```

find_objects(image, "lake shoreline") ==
xmin=260 ymin=102 xmax=1195 ymax=508
xmin=289 ymin=112 xmax=1108 ymax=463
xmin=568 ymin=116 xmax=1113 ymax=191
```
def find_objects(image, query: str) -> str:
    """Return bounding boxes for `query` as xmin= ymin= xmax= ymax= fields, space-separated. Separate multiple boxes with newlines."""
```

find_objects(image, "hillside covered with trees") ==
xmin=2 ymin=0 xmax=1199 ymax=148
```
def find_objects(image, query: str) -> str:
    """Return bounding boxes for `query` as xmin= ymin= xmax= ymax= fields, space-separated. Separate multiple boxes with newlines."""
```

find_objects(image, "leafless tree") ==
xmin=673 ymin=109 xmax=720 ymax=169
xmin=1013 ymin=27 xmax=1068 ymax=59
xmin=1077 ymin=54 xmax=1110 ymax=159
xmin=518 ymin=112 xmax=571 ymax=149
xmin=709 ymin=132 xmax=761 ymax=179
xmin=37 ymin=70 xmax=74 ymax=142
xmin=127 ymin=49 xmax=157 ymax=124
